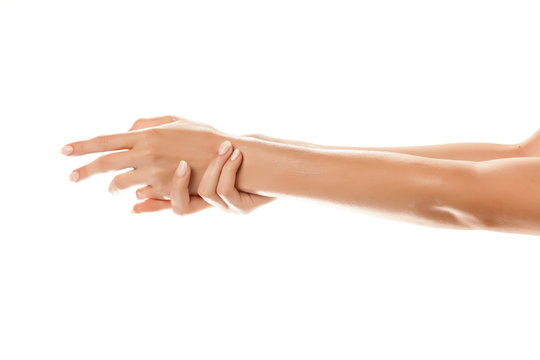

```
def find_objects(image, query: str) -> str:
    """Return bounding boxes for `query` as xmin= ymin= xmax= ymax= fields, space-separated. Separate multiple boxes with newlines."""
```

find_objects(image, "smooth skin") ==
xmin=61 ymin=115 xmax=540 ymax=236
xmin=127 ymin=117 xmax=276 ymax=214
xmin=133 ymin=140 xmax=277 ymax=215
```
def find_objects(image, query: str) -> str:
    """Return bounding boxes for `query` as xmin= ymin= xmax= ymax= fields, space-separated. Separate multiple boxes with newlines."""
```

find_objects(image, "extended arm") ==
xmin=64 ymin=118 xmax=540 ymax=235
xmin=223 ymin=134 xmax=482 ymax=229
xmin=245 ymin=133 xmax=524 ymax=161
xmin=222 ymin=134 xmax=540 ymax=235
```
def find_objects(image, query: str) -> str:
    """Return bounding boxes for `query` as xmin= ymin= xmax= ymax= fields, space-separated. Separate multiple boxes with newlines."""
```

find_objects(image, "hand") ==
xmin=61 ymin=115 xmax=227 ymax=199
xmin=132 ymin=142 xmax=277 ymax=215
xmin=127 ymin=115 xmax=202 ymax=199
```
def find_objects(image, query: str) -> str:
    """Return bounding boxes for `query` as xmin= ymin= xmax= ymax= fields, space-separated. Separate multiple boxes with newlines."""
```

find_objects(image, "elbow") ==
xmin=424 ymin=203 xmax=486 ymax=231
xmin=469 ymin=208 xmax=540 ymax=236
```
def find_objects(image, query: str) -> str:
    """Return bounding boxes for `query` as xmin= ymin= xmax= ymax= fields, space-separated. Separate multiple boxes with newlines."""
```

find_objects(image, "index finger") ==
xmin=61 ymin=132 xmax=141 ymax=156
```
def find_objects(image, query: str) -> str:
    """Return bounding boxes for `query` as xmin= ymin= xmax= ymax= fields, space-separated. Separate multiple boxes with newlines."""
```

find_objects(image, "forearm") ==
xmin=225 ymin=134 xmax=483 ymax=230
xmin=245 ymin=133 xmax=523 ymax=161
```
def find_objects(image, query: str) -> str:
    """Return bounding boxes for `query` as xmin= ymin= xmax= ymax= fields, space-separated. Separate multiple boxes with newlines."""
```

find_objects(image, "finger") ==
xmin=135 ymin=185 xmax=169 ymax=200
xmin=171 ymin=160 xmax=211 ymax=215
xmin=197 ymin=140 xmax=234 ymax=210
xmin=128 ymin=116 xmax=178 ymax=131
xmin=218 ymin=148 xmax=276 ymax=213
xmin=62 ymin=132 xmax=141 ymax=156
xmin=216 ymin=148 xmax=245 ymax=210
xmin=108 ymin=168 xmax=157 ymax=195
xmin=69 ymin=149 xmax=142 ymax=183
xmin=132 ymin=199 xmax=172 ymax=213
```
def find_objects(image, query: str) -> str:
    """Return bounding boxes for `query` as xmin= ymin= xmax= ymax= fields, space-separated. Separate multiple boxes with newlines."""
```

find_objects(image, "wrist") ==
xmin=221 ymin=133 xmax=322 ymax=198
xmin=213 ymin=133 xmax=283 ymax=196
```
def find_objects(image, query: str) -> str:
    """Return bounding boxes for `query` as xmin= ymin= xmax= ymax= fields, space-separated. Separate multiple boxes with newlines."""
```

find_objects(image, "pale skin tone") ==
xmin=61 ymin=116 xmax=540 ymax=236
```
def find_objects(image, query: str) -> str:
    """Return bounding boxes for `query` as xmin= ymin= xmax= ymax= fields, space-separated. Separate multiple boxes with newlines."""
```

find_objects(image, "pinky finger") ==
xmin=132 ymin=199 xmax=172 ymax=213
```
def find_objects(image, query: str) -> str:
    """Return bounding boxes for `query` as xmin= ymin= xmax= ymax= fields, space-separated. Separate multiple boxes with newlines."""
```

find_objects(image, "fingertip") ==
xmin=133 ymin=200 xmax=151 ymax=213
xmin=69 ymin=170 xmax=80 ymax=182
xmin=176 ymin=160 xmax=189 ymax=178
xmin=132 ymin=203 xmax=141 ymax=213
xmin=230 ymin=148 xmax=242 ymax=162
xmin=60 ymin=145 xmax=74 ymax=156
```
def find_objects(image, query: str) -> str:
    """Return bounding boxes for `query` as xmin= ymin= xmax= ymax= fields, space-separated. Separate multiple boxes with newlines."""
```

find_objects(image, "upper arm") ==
xmin=473 ymin=157 xmax=540 ymax=235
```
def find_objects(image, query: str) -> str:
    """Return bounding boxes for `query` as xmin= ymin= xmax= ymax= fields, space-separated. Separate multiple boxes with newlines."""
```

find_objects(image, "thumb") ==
xmin=128 ymin=116 xmax=178 ymax=131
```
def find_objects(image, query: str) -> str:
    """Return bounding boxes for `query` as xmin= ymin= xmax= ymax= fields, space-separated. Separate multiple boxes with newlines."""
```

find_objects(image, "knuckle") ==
xmin=143 ymin=142 xmax=158 ymax=155
xmin=135 ymin=189 xmax=145 ymax=199
xmin=147 ymin=143 xmax=159 ymax=155
xmin=232 ymin=204 xmax=252 ymax=215
xmin=94 ymin=155 xmax=109 ymax=170
xmin=140 ymin=128 xmax=159 ymax=147
xmin=237 ymin=207 xmax=251 ymax=215
xmin=143 ymin=150 xmax=159 ymax=163
xmin=149 ymin=167 xmax=162 ymax=179
xmin=153 ymin=184 xmax=165 ymax=195
xmin=142 ymin=146 xmax=153 ymax=157
xmin=221 ymin=161 xmax=236 ymax=173
xmin=216 ymin=183 xmax=232 ymax=197
xmin=197 ymin=187 xmax=211 ymax=199
xmin=229 ymin=207 xmax=242 ymax=214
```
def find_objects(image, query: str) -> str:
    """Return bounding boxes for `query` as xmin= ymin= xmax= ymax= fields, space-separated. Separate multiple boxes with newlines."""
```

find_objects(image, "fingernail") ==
xmin=131 ymin=208 xmax=137 ymax=214
xmin=218 ymin=140 xmax=231 ymax=155
xmin=61 ymin=145 xmax=73 ymax=155
xmin=176 ymin=160 xmax=187 ymax=177
xmin=230 ymin=148 xmax=240 ymax=161
xmin=69 ymin=171 xmax=79 ymax=182
xmin=136 ymin=190 xmax=143 ymax=199
xmin=109 ymin=182 xmax=119 ymax=195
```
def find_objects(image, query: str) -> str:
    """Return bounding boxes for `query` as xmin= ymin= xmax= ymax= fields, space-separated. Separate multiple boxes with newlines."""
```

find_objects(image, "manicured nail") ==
xmin=218 ymin=140 xmax=231 ymax=155
xmin=176 ymin=160 xmax=187 ymax=177
xmin=69 ymin=171 xmax=79 ymax=182
xmin=61 ymin=145 xmax=73 ymax=155
xmin=230 ymin=148 xmax=240 ymax=161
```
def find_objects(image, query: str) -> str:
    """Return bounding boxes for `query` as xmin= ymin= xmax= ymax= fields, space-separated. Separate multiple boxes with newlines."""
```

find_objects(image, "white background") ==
xmin=1 ymin=0 xmax=540 ymax=359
